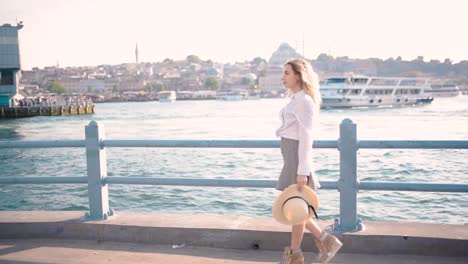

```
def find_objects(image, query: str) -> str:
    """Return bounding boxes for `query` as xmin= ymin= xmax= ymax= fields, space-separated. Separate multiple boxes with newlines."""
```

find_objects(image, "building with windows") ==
xmin=0 ymin=22 xmax=23 ymax=106
xmin=258 ymin=65 xmax=283 ymax=94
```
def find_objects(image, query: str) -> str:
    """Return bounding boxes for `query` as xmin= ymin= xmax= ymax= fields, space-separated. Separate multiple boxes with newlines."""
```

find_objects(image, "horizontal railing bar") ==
xmin=1 ymin=140 xmax=467 ymax=150
xmin=359 ymin=182 xmax=468 ymax=193
xmin=105 ymin=178 xmax=467 ymax=193
xmin=102 ymin=140 xmax=338 ymax=149
xmin=104 ymin=177 xmax=338 ymax=189
xmin=359 ymin=140 xmax=468 ymax=149
xmin=0 ymin=140 xmax=85 ymax=149
xmin=1 ymin=176 xmax=466 ymax=193
xmin=106 ymin=177 xmax=276 ymax=187
xmin=0 ymin=176 xmax=88 ymax=184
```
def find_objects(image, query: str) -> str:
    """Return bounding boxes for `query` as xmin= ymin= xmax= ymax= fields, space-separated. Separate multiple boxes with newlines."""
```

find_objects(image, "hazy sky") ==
xmin=1 ymin=0 xmax=467 ymax=69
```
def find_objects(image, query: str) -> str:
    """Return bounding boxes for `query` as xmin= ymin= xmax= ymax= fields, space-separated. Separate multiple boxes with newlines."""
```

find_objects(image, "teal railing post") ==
xmin=334 ymin=118 xmax=363 ymax=231
xmin=85 ymin=120 xmax=112 ymax=220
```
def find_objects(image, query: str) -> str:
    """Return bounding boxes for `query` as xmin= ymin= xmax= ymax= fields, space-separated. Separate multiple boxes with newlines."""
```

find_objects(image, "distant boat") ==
xmin=424 ymin=82 xmax=461 ymax=97
xmin=158 ymin=91 xmax=176 ymax=103
xmin=320 ymin=76 xmax=434 ymax=108
xmin=216 ymin=89 xmax=248 ymax=101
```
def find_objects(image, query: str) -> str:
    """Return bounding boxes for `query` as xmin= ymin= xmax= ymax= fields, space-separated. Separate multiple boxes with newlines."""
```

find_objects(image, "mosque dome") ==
xmin=268 ymin=43 xmax=303 ymax=65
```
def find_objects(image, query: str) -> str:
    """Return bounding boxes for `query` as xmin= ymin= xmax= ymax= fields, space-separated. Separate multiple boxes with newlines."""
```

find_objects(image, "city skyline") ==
xmin=2 ymin=0 xmax=467 ymax=70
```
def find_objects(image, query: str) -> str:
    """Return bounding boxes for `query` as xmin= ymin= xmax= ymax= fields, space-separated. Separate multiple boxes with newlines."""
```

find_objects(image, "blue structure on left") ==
xmin=0 ymin=22 xmax=23 ymax=107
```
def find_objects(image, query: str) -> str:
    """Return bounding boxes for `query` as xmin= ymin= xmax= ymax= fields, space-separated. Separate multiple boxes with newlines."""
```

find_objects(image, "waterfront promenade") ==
xmin=1 ymin=118 xmax=467 ymax=263
xmin=0 ymin=211 xmax=467 ymax=263
xmin=1 ymin=239 xmax=467 ymax=263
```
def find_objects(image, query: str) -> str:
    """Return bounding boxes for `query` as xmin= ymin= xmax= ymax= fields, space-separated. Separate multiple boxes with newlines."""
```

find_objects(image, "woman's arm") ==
xmin=295 ymin=98 xmax=316 ymax=190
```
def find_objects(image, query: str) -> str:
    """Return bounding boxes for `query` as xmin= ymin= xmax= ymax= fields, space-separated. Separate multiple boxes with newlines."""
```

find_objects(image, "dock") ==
xmin=0 ymin=104 xmax=95 ymax=118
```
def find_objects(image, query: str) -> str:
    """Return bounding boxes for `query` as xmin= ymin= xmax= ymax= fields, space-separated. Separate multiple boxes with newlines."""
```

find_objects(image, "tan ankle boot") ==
xmin=317 ymin=233 xmax=343 ymax=263
xmin=282 ymin=247 xmax=304 ymax=264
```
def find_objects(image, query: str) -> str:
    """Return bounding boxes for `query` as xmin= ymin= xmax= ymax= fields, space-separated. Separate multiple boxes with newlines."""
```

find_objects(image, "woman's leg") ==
xmin=282 ymin=223 xmax=306 ymax=264
xmin=305 ymin=219 xmax=343 ymax=263
xmin=305 ymin=219 xmax=323 ymax=240
xmin=291 ymin=223 xmax=306 ymax=250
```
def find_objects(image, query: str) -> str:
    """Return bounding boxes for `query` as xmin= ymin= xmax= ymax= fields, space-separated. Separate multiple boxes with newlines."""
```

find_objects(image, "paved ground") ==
xmin=0 ymin=239 xmax=467 ymax=264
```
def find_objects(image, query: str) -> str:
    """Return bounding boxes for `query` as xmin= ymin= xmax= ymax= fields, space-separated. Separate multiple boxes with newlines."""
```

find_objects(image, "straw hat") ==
xmin=272 ymin=184 xmax=320 ymax=225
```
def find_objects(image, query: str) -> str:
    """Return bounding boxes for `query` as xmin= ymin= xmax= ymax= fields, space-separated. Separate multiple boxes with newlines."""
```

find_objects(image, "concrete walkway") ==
xmin=1 ymin=239 xmax=467 ymax=264
xmin=1 ymin=211 xmax=467 ymax=256
xmin=1 ymin=211 xmax=467 ymax=263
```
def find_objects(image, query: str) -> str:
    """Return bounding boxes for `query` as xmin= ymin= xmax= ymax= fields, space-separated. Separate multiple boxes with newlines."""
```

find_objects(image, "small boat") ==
xmin=158 ymin=91 xmax=176 ymax=103
xmin=424 ymin=82 xmax=461 ymax=97
xmin=215 ymin=89 xmax=248 ymax=101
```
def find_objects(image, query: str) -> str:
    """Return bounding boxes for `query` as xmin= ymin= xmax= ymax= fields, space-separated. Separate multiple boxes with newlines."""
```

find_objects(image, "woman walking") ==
xmin=274 ymin=59 xmax=342 ymax=264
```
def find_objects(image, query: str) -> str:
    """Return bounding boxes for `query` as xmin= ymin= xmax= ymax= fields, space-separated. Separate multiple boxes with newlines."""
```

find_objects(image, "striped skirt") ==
xmin=276 ymin=137 xmax=320 ymax=191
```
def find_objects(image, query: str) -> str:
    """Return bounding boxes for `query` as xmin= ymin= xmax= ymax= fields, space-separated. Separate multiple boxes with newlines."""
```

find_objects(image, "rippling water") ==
xmin=0 ymin=96 xmax=467 ymax=224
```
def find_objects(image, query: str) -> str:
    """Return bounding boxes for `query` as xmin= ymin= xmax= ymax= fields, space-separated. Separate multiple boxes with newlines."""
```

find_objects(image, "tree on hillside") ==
xmin=144 ymin=83 xmax=155 ymax=93
xmin=48 ymin=81 xmax=65 ymax=94
xmin=204 ymin=77 xmax=219 ymax=90
xmin=155 ymin=83 xmax=165 ymax=92
xmin=241 ymin=77 xmax=252 ymax=85
xmin=162 ymin=58 xmax=174 ymax=64
xmin=250 ymin=57 xmax=267 ymax=65
xmin=187 ymin=55 xmax=202 ymax=64
xmin=316 ymin=53 xmax=334 ymax=62
xmin=112 ymin=85 xmax=121 ymax=94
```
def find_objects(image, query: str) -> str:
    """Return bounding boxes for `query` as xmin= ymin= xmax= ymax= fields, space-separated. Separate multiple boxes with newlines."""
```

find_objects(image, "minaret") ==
xmin=135 ymin=43 xmax=139 ymax=64
xmin=302 ymin=33 xmax=305 ymax=58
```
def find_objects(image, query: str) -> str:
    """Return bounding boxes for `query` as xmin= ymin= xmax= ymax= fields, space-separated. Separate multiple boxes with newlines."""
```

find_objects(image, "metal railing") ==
xmin=0 ymin=119 xmax=467 ymax=232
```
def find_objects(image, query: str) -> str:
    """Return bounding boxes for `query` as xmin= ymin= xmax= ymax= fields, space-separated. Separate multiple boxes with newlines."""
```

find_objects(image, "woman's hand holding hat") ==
xmin=296 ymin=175 xmax=307 ymax=191
xmin=272 ymin=184 xmax=320 ymax=225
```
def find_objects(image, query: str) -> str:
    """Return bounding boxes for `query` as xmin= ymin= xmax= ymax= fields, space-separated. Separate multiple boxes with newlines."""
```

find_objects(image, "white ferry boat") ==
xmin=158 ymin=91 xmax=176 ymax=103
xmin=424 ymin=81 xmax=461 ymax=97
xmin=215 ymin=89 xmax=248 ymax=101
xmin=320 ymin=76 xmax=433 ymax=108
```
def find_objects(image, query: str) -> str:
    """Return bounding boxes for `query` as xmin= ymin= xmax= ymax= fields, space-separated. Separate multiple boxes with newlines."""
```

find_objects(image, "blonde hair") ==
xmin=284 ymin=59 xmax=322 ymax=105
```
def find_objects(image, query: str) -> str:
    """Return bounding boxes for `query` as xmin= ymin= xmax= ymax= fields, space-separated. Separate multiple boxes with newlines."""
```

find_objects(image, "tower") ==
xmin=0 ymin=22 xmax=23 ymax=107
xmin=135 ymin=43 xmax=139 ymax=64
